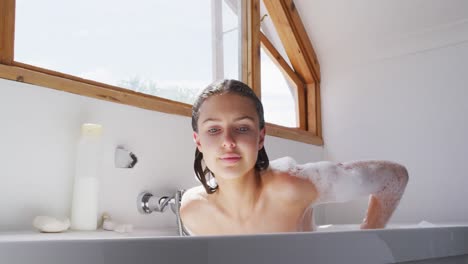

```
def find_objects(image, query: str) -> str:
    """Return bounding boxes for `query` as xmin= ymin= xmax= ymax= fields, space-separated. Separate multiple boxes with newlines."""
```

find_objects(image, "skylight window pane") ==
xmin=261 ymin=48 xmax=297 ymax=128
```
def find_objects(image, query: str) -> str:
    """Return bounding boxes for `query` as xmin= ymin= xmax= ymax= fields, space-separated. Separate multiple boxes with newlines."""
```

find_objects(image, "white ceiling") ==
xmin=275 ymin=0 xmax=468 ymax=72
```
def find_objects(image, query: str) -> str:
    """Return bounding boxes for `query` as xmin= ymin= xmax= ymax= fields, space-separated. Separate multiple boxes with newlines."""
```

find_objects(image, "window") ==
xmin=15 ymin=0 xmax=242 ymax=105
xmin=260 ymin=47 xmax=297 ymax=127
xmin=0 ymin=0 xmax=322 ymax=145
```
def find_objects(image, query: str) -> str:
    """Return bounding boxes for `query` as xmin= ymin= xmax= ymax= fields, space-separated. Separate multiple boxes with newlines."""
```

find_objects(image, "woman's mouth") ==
xmin=220 ymin=154 xmax=241 ymax=163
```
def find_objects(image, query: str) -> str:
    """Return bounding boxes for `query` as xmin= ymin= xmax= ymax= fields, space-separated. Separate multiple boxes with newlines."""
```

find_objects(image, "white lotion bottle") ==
xmin=70 ymin=123 xmax=103 ymax=230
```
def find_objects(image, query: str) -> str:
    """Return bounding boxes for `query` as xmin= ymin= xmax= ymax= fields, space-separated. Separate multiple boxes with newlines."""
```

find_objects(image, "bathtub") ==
xmin=0 ymin=223 xmax=467 ymax=264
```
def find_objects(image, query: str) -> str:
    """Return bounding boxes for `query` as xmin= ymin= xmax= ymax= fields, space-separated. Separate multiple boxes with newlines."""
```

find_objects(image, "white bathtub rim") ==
xmin=1 ymin=221 xmax=467 ymax=242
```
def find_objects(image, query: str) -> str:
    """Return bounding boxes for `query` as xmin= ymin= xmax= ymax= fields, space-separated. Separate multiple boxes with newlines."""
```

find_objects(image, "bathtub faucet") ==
xmin=138 ymin=191 xmax=175 ymax=214
xmin=137 ymin=190 xmax=186 ymax=236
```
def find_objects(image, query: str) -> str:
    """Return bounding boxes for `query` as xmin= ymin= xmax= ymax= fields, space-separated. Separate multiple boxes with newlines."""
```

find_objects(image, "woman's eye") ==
xmin=208 ymin=128 xmax=219 ymax=134
xmin=238 ymin=127 xmax=249 ymax=132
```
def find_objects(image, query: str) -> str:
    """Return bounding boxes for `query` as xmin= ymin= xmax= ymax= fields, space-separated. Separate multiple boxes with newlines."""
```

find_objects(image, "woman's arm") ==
xmin=339 ymin=161 xmax=409 ymax=229
xmin=272 ymin=158 xmax=409 ymax=229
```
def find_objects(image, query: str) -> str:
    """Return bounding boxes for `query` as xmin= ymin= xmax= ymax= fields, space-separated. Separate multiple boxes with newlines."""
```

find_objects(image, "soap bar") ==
xmin=33 ymin=216 xmax=70 ymax=233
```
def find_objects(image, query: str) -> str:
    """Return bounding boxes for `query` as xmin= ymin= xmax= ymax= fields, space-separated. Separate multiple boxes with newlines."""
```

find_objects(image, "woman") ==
xmin=180 ymin=79 xmax=408 ymax=235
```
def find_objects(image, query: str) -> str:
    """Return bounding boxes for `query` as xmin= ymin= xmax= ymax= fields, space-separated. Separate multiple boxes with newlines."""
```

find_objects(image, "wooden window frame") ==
xmin=0 ymin=0 xmax=323 ymax=145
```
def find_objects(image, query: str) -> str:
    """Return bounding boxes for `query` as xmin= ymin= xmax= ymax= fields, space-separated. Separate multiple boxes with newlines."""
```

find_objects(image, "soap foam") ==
xmin=271 ymin=158 xmax=408 ymax=227
xmin=270 ymin=157 xmax=389 ymax=204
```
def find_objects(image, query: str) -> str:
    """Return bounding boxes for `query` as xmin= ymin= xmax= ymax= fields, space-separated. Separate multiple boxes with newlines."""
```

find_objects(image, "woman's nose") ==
xmin=222 ymin=131 xmax=236 ymax=148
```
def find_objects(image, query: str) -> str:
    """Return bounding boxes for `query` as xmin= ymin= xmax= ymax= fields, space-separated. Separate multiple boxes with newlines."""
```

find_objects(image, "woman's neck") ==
xmin=213 ymin=169 xmax=263 ymax=221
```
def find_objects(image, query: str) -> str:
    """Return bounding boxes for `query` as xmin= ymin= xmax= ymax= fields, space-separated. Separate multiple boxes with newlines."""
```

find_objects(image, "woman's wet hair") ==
xmin=192 ymin=79 xmax=269 ymax=194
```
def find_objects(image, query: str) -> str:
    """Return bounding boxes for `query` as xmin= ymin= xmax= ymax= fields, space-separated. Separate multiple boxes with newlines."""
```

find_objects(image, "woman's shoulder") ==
xmin=264 ymin=157 xmax=317 ymax=204
xmin=267 ymin=157 xmax=303 ymax=184
xmin=180 ymin=186 xmax=210 ymax=213
xmin=182 ymin=185 xmax=208 ymax=200
xmin=180 ymin=186 xmax=215 ymax=234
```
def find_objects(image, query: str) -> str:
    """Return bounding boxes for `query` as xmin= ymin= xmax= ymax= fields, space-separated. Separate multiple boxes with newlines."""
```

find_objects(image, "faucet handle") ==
xmin=137 ymin=192 xmax=171 ymax=214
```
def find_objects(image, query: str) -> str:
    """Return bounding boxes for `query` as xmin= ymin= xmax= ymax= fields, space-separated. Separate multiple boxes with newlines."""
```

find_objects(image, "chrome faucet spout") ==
xmin=137 ymin=190 xmax=186 ymax=236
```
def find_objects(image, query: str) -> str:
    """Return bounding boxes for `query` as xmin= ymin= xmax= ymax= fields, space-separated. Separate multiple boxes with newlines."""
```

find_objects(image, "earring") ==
xmin=207 ymin=170 xmax=218 ymax=188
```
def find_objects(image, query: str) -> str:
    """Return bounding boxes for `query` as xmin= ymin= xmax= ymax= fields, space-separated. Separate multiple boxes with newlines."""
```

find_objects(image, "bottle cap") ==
xmin=81 ymin=123 xmax=103 ymax=137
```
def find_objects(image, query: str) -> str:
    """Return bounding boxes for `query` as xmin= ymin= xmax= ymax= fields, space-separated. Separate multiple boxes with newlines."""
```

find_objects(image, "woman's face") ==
xmin=194 ymin=93 xmax=265 ymax=180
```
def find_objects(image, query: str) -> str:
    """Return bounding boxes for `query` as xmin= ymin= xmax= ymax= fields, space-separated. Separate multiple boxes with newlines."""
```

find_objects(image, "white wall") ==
xmin=295 ymin=0 xmax=468 ymax=225
xmin=321 ymin=41 xmax=468 ymax=225
xmin=0 ymin=79 xmax=323 ymax=231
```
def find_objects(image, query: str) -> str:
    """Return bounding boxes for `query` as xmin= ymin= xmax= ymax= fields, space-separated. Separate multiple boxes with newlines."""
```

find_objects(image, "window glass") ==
xmin=15 ymin=0 xmax=241 ymax=104
xmin=222 ymin=0 xmax=240 ymax=81
xmin=261 ymin=48 xmax=297 ymax=127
